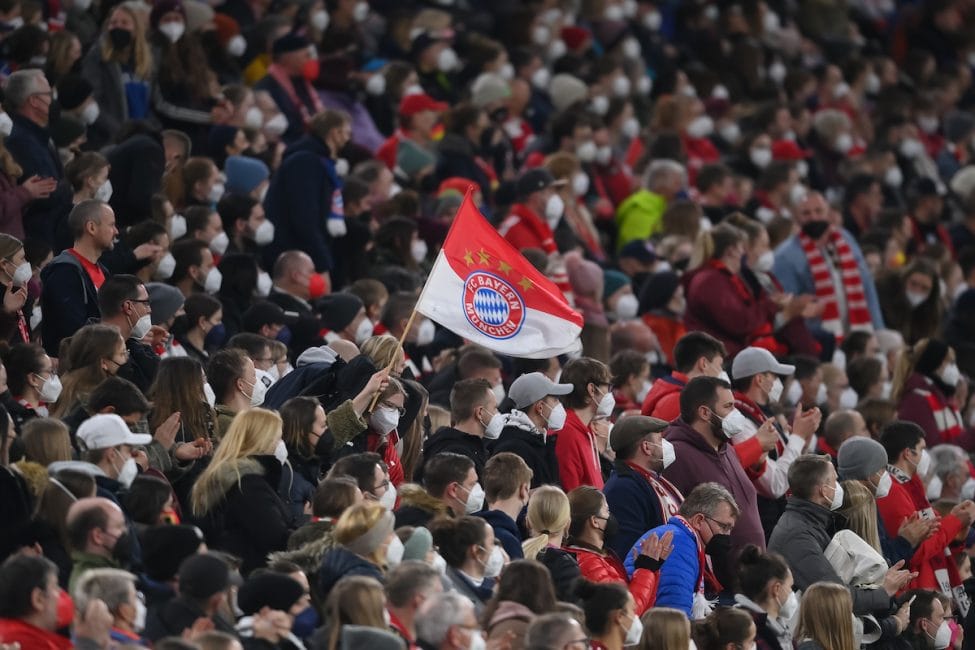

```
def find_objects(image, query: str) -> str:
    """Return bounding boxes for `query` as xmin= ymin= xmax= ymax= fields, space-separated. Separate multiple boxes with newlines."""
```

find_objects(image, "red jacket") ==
xmin=877 ymin=473 xmax=964 ymax=591
xmin=641 ymin=372 xmax=686 ymax=421
xmin=555 ymin=409 xmax=603 ymax=491
xmin=683 ymin=262 xmax=779 ymax=358
xmin=498 ymin=203 xmax=557 ymax=254
xmin=0 ymin=619 xmax=73 ymax=650
xmin=368 ymin=429 xmax=405 ymax=488
xmin=566 ymin=544 xmax=658 ymax=615
xmin=897 ymin=373 xmax=975 ymax=451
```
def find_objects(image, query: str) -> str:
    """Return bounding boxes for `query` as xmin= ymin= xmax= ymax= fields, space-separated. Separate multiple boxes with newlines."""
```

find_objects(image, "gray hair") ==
xmin=811 ymin=109 xmax=852 ymax=141
xmin=72 ymin=568 xmax=136 ymax=614
xmin=525 ymin=613 xmax=581 ymax=650
xmin=416 ymin=591 xmax=475 ymax=647
xmin=385 ymin=560 xmax=440 ymax=608
xmin=4 ymin=69 xmax=46 ymax=112
xmin=929 ymin=444 xmax=969 ymax=483
xmin=679 ymin=482 xmax=740 ymax=519
xmin=68 ymin=200 xmax=106 ymax=240
xmin=644 ymin=159 xmax=685 ymax=193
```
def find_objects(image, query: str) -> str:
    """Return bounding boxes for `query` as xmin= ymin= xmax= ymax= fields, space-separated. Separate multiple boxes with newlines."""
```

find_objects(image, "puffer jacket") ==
xmin=624 ymin=517 xmax=699 ymax=616
xmin=640 ymin=373 xmax=686 ymax=421
xmin=565 ymin=541 xmax=658 ymax=615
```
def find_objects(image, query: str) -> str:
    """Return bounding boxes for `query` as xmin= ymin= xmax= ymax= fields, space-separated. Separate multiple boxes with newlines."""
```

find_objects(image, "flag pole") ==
xmin=367 ymin=307 xmax=419 ymax=412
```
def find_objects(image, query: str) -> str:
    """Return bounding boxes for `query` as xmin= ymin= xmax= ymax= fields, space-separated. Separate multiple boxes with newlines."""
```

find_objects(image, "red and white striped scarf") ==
xmin=798 ymin=229 xmax=872 ymax=336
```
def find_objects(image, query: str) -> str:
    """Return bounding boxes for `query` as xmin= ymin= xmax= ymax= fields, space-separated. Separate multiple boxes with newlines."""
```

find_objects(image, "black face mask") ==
xmin=108 ymin=28 xmax=132 ymax=50
xmin=801 ymin=220 xmax=830 ymax=240
xmin=597 ymin=513 xmax=619 ymax=544
xmin=47 ymin=99 xmax=61 ymax=127
xmin=489 ymin=106 xmax=509 ymax=123
xmin=705 ymin=532 xmax=732 ymax=558
xmin=111 ymin=532 xmax=133 ymax=566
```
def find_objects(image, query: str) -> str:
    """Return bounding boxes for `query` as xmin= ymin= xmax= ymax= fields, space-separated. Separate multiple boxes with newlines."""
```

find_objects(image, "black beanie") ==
xmin=915 ymin=339 xmax=950 ymax=377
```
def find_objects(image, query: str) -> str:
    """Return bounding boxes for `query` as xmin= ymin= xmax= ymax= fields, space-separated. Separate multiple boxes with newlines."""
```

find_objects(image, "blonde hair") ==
xmin=522 ymin=485 xmax=571 ymax=559
xmin=839 ymin=480 xmax=881 ymax=553
xmin=794 ymin=582 xmax=856 ymax=650
xmin=639 ymin=607 xmax=690 ymax=650
xmin=890 ymin=338 xmax=939 ymax=404
xmin=0 ymin=233 xmax=22 ymax=260
xmin=21 ymin=418 xmax=72 ymax=467
xmin=361 ymin=334 xmax=405 ymax=374
xmin=323 ymin=576 xmax=387 ymax=650
xmin=190 ymin=408 xmax=282 ymax=516
xmin=689 ymin=222 xmax=745 ymax=271
xmin=100 ymin=4 xmax=153 ymax=79
xmin=334 ymin=501 xmax=390 ymax=567
xmin=427 ymin=405 xmax=450 ymax=432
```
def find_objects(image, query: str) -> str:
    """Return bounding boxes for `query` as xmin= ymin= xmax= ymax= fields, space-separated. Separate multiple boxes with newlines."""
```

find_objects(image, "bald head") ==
xmin=610 ymin=320 xmax=657 ymax=355
xmin=66 ymin=497 xmax=126 ymax=556
xmin=273 ymin=250 xmax=313 ymax=281
xmin=328 ymin=339 xmax=360 ymax=361
xmin=824 ymin=409 xmax=868 ymax=450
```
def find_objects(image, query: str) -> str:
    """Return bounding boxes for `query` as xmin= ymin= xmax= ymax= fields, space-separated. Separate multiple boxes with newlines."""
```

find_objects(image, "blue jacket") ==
xmin=604 ymin=461 xmax=679 ymax=559
xmin=5 ymin=114 xmax=71 ymax=246
xmin=264 ymin=134 xmax=342 ymax=272
xmin=476 ymin=509 xmax=524 ymax=560
xmin=39 ymin=250 xmax=105 ymax=356
xmin=624 ymin=517 xmax=699 ymax=616
xmin=772 ymin=231 xmax=884 ymax=330
xmin=318 ymin=547 xmax=384 ymax=599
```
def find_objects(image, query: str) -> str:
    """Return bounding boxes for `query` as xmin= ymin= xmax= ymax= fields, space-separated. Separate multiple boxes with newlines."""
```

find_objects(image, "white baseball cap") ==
xmin=77 ymin=414 xmax=152 ymax=450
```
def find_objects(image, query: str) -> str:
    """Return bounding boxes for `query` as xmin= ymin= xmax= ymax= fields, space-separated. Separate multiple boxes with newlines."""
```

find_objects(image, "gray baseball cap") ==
xmin=508 ymin=372 xmax=573 ymax=409
xmin=731 ymin=347 xmax=796 ymax=380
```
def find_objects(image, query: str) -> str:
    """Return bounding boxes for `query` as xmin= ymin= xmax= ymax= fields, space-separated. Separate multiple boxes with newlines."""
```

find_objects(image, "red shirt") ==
xmin=0 ymin=618 xmax=73 ymax=650
xmin=555 ymin=409 xmax=603 ymax=491
xmin=368 ymin=429 xmax=405 ymax=487
xmin=66 ymin=249 xmax=105 ymax=290
xmin=387 ymin=610 xmax=418 ymax=650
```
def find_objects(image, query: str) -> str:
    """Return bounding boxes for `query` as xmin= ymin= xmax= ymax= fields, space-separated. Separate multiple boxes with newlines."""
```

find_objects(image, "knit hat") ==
xmin=471 ymin=73 xmax=511 ymax=108
xmin=916 ymin=339 xmax=950 ymax=377
xmin=207 ymin=125 xmax=239 ymax=160
xmin=402 ymin=527 xmax=432 ymax=561
xmin=344 ymin=510 xmax=395 ymax=557
xmin=944 ymin=111 xmax=975 ymax=143
xmin=178 ymin=553 xmax=234 ymax=600
xmin=317 ymin=293 xmax=364 ymax=332
xmin=243 ymin=301 xmax=298 ymax=333
xmin=225 ymin=155 xmax=270 ymax=195
xmin=51 ymin=116 xmax=87 ymax=148
xmin=237 ymin=573 xmax=305 ymax=615
xmin=183 ymin=0 xmax=214 ymax=33
xmin=603 ymin=270 xmax=630 ymax=300
xmin=55 ymin=75 xmax=93 ymax=111
xmin=141 ymin=525 xmax=205 ymax=581
xmin=837 ymin=437 xmax=888 ymax=481
xmin=149 ymin=0 xmax=184 ymax=30
xmin=565 ymin=251 xmax=603 ymax=299
xmin=638 ymin=270 xmax=679 ymax=312
xmin=147 ymin=282 xmax=186 ymax=326
xmin=549 ymin=74 xmax=588 ymax=113
xmin=272 ymin=32 xmax=310 ymax=55
xmin=609 ymin=415 xmax=668 ymax=454
xmin=619 ymin=240 xmax=656 ymax=265
xmin=560 ymin=26 xmax=591 ymax=52
xmin=212 ymin=13 xmax=240 ymax=46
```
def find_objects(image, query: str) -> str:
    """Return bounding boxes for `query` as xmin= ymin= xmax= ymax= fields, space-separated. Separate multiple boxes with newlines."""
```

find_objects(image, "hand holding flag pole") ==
xmin=367 ymin=309 xmax=418 ymax=413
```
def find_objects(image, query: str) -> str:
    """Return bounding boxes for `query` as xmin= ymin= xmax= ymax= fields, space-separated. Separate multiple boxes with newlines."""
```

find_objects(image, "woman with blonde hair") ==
xmin=321 ymin=576 xmax=389 ymax=650
xmin=638 ymin=607 xmax=690 ymax=650
xmin=523 ymin=485 xmax=580 ymax=602
xmin=318 ymin=501 xmax=402 ymax=599
xmin=839 ymin=479 xmax=881 ymax=552
xmin=545 ymin=151 xmax=605 ymax=262
xmin=190 ymin=408 xmax=292 ymax=573
xmin=81 ymin=3 xmax=153 ymax=134
xmin=21 ymin=418 xmax=71 ymax=467
xmin=361 ymin=334 xmax=406 ymax=376
xmin=52 ymin=324 xmax=127 ymax=418
xmin=794 ymin=582 xmax=856 ymax=650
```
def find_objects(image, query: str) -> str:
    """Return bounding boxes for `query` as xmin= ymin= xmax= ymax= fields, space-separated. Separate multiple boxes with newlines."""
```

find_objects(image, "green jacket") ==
xmin=68 ymin=552 xmax=120 ymax=593
xmin=615 ymin=189 xmax=667 ymax=251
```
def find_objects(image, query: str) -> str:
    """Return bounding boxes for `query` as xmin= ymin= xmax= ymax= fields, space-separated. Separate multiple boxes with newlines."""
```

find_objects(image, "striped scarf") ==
xmin=798 ymin=229 xmax=872 ymax=336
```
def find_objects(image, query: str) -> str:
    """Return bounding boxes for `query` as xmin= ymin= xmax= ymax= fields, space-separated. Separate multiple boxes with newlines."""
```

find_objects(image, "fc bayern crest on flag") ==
xmin=462 ymin=271 xmax=525 ymax=340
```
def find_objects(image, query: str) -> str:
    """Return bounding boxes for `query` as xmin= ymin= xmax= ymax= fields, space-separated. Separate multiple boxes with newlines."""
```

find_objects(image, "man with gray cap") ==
xmin=729 ymin=347 xmax=821 ymax=534
xmin=837 ymin=436 xmax=928 ymax=567
xmin=603 ymin=415 xmax=684 ymax=559
xmin=490 ymin=372 xmax=572 ymax=488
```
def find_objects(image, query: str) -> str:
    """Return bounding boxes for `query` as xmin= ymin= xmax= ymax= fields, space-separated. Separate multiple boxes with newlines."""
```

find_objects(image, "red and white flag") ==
xmin=416 ymin=192 xmax=583 ymax=358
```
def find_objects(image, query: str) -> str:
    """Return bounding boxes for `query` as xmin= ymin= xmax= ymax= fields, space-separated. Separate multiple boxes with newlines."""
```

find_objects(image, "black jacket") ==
xmin=192 ymin=455 xmax=292 ymax=574
xmin=40 ymin=250 xmax=105 ymax=356
xmin=419 ymin=426 xmax=487 ymax=481
xmin=317 ymin=546 xmax=384 ymax=600
xmin=267 ymin=289 xmax=322 ymax=360
xmin=434 ymin=133 xmax=491 ymax=202
xmin=144 ymin=596 xmax=237 ymax=642
xmin=535 ymin=546 xmax=581 ymax=603
xmin=117 ymin=339 xmax=160 ymax=394
xmin=490 ymin=422 xmax=559 ymax=488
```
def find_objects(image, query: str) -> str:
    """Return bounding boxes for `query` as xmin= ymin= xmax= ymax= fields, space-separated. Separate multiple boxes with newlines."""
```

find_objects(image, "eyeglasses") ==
xmin=705 ymin=515 xmax=735 ymax=534
xmin=127 ymin=299 xmax=151 ymax=305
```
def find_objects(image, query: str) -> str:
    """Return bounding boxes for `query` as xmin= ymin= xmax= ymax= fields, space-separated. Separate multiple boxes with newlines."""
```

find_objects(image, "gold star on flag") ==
xmin=463 ymin=250 xmax=475 ymax=266
xmin=518 ymin=277 xmax=533 ymax=291
xmin=478 ymin=248 xmax=491 ymax=265
xmin=498 ymin=260 xmax=512 ymax=275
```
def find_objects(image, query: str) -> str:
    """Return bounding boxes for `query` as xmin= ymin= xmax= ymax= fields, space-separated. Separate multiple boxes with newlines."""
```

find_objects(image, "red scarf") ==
xmin=798 ymin=229 xmax=871 ymax=336
xmin=267 ymin=63 xmax=324 ymax=127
